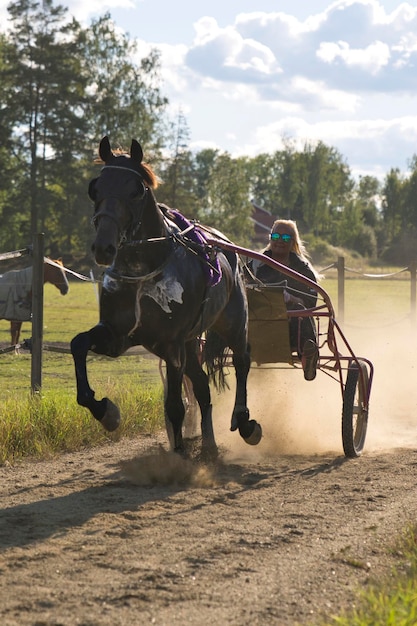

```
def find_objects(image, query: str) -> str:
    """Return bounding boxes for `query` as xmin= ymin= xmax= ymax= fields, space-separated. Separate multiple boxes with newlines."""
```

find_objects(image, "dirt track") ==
xmin=1 ymin=326 xmax=417 ymax=625
xmin=1 ymin=436 xmax=416 ymax=626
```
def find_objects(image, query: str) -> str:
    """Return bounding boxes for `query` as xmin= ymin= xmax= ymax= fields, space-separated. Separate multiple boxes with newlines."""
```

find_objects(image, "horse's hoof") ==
xmin=100 ymin=399 xmax=121 ymax=431
xmin=201 ymin=444 xmax=218 ymax=463
xmin=173 ymin=445 xmax=188 ymax=458
xmin=240 ymin=420 xmax=262 ymax=446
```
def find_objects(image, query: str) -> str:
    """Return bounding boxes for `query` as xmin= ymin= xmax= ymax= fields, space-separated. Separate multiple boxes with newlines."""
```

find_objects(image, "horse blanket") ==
xmin=0 ymin=266 xmax=32 ymax=321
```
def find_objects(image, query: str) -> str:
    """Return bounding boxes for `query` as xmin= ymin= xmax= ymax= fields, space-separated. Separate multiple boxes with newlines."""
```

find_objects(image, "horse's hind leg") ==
xmin=10 ymin=321 xmax=21 ymax=346
xmin=218 ymin=275 xmax=262 ymax=446
xmin=184 ymin=340 xmax=218 ymax=460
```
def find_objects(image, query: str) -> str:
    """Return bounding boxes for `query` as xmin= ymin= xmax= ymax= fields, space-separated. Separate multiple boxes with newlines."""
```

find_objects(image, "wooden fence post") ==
xmin=337 ymin=256 xmax=345 ymax=326
xmin=410 ymin=259 xmax=417 ymax=327
xmin=31 ymin=233 xmax=44 ymax=393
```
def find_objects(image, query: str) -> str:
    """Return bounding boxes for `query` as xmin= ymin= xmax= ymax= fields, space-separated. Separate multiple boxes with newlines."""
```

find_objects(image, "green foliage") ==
xmin=0 ymin=1 xmax=169 ymax=254
xmin=0 ymin=383 xmax=164 ymax=464
xmin=303 ymin=235 xmax=338 ymax=266
xmin=79 ymin=13 xmax=168 ymax=152
xmin=322 ymin=525 xmax=417 ymax=626
xmin=202 ymin=153 xmax=254 ymax=245
xmin=4 ymin=0 xmax=89 ymax=242
xmin=0 ymin=279 xmax=166 ymax=464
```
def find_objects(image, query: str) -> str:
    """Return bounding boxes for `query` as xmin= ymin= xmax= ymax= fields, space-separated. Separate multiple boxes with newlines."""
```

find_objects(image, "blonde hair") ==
xmin=264 ymin=219 xmax=321 ymax=280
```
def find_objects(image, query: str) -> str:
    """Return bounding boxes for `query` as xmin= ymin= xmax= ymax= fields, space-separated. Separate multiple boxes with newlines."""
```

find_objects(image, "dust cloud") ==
xmin=121 ymin=318 xmax=417 ymax=481
xmin=120 ymin=445 xmax=216 ymax=487
xmin=211 ymin=321 xmax=417 ymax=461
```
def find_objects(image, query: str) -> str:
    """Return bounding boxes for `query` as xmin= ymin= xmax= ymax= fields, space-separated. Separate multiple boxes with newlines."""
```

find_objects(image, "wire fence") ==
xmin=319 ymin=257 xmax=417 ymax=326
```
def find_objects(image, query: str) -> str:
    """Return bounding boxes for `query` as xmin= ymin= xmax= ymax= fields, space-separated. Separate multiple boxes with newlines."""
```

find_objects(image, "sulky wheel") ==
xmin=342 ymin=360 xmax=369 ymax=458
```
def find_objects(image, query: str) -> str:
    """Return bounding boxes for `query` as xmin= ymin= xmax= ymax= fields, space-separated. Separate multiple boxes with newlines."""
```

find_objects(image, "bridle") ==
xmin=91 ymin=165 xmax=149 ymax=245
xmin=91 ymin=164 xmax=177 ymax=283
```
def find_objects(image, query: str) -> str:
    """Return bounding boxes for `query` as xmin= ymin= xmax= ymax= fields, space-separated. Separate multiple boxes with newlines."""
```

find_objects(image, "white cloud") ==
xmin=2 ymin=0 xmax=417 ymax=178
xmin=290 ymin=76 xmax=360 ymax=111
xmin=62 ymin=0 xmax=136 ymax=23
xmin=183 ymin=1 xmax=417 ymax=97
xmin=193 ymin=16 xmax=221 ymax=44
xmin=187 ymin=17 xmax=282 ymax=82
xmin=317 ymin=40 xmax=391 ymax=73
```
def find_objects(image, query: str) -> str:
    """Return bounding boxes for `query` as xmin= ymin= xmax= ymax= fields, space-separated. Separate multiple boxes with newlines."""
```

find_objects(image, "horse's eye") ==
xmin=136 ymin=182 xmax=146 ymax=199
xmin=88 ymin=178 xmax=99 ymax=201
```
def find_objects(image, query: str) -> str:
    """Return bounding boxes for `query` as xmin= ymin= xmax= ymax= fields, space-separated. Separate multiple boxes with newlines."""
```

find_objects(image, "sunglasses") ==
xmin=270 ymin=232 xmax=292 ymax=242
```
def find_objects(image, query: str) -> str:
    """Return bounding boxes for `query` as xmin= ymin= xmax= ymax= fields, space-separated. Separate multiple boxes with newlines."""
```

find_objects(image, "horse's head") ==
xmin=89 ymin=136 xmax=161 ymax=267
xmin=45 ymin=258 xmax=69 ymax=295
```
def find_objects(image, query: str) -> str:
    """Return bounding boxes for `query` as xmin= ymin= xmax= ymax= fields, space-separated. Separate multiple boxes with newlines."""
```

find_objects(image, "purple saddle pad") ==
xmin=168 ymin=209 xmax=221 ymax=287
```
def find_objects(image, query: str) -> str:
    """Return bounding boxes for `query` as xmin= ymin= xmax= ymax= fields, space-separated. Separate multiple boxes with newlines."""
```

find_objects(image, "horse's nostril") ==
xmin=92 ymin=241 xmax=117 ymax=266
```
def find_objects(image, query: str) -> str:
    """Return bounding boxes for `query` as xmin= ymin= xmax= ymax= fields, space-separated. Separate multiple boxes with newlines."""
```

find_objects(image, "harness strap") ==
xmin=105 ymin=252 xmax=172 ymax=283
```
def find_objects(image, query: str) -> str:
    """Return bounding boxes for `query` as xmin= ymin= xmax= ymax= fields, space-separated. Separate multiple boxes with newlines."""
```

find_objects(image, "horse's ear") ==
xmin=130 ymin=139 xmax=143 ymax=164
xmin=88 ymin=177 xmax=99 ymax=200
xmin=99 ymin=136 xmax=112 ymax=162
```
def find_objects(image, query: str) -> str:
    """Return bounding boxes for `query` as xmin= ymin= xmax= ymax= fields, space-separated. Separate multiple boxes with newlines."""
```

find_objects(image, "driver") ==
xmin=248 ymin=219 xmax=320 ymax=381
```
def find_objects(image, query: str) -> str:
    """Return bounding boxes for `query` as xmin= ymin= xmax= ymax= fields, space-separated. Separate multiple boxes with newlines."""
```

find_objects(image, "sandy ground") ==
xmin=1 ymin=324 xmax=417 ymax=625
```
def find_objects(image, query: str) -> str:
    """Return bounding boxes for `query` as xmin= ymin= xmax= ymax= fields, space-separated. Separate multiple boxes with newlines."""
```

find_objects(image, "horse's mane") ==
xmin=94 ymin=149 xmax=159 ymax=189
xmin=138 ymin=161 xmax=158 ymax=189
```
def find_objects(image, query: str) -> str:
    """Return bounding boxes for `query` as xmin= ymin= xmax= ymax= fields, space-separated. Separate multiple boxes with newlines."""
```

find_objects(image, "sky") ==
xmin=2 ymin=0 xmax=417 ymax=180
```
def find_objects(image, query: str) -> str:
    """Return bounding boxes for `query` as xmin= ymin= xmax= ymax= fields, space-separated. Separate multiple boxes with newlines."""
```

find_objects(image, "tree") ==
xmin=248 ymin=152 xmax=284 ymax=216
xmin=156 ymin=110 xmax=199 ymax=215
xmin=204 ymin=153 xmax=253 ymax=245
xmin=356 ymin=176 xmax=381 ymax=228
xmin=3 ymin=0 xmax=88 ymax=242
xmin=298 ymin=141 xmax=354 ymax=236
xmin=79 ymin=14 xmax=168 ymax=154
xmin=381 ymin=168 xmax=405 ymax=239
xmin=0 ymin=2 xmax=170 ymax=257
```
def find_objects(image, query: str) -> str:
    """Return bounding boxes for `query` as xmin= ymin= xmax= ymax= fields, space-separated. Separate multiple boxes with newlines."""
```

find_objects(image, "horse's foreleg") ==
xmin=70 ymin=325 xmax=120 ymax=432
xmin=231 ymin=347 xmax=262 ymax=446
xmin=185 ymin=341 xmax=218 ymax=460
xmin=164 ymin=358 xmax=186 ymax=455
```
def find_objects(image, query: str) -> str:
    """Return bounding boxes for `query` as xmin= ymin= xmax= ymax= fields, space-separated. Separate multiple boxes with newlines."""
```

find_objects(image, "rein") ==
xmin=106 ymin=222 xmax=218 ymax=284
xmin=106 ymin=248 xmax=173 ymax=284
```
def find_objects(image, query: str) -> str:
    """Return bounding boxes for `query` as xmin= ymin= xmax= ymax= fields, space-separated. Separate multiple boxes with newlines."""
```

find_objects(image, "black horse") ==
xmin=71 ymin=136 xmax=262 ymax=458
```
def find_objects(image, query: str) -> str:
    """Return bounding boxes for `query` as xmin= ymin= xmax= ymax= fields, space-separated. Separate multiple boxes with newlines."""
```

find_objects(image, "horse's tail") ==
xmin=204 ymin=330 xmax=230 ymax=392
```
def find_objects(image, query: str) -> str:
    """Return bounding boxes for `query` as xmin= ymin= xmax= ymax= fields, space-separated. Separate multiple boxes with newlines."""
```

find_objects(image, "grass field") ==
xmin=0 ymin=279 xmax=162 ymax=399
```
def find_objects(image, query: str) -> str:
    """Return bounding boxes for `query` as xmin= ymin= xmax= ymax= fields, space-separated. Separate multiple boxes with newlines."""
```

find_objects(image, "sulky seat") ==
xmin=246 ymin=285 xmax=294 ymax=366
